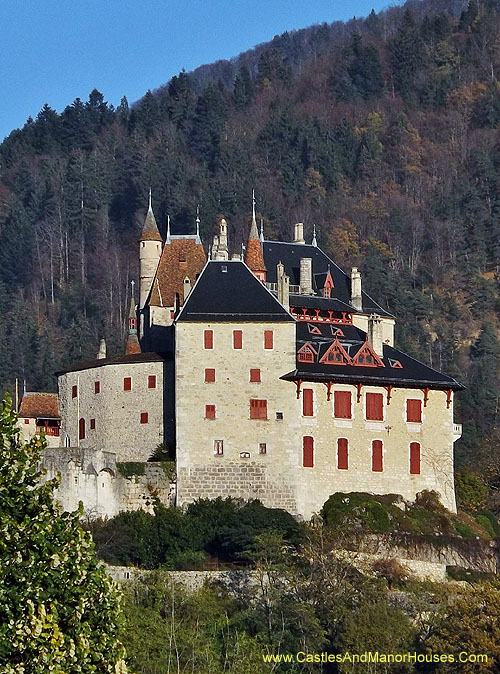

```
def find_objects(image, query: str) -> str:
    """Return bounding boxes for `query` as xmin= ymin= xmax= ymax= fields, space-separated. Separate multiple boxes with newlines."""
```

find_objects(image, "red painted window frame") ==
xmin=205 ymin=405 xmax=216 ymax=420
xmin=250 ymin=399 xmax=267 ymax=420
xmin=148 ymin=375 xmax=157 ymax=389
xmin=337 ymin=438 xmax=348 ymax=470
xmin=372 ymin=440 xmax=383 ymax=472
xmin=90 ymin=418 xmax=96 ymax=430
xmin=406 ymin=399 xmax=422 ymax=423
xmin=250 ymin=368 xmax=261 ymax=382
xmin=334 ymin=391 xmax=351 ymax=419
xmin=123 ymin=377 xmax=132 ymax=391
xmin=94 ymin=381 xmax=100 ymax=394
xmin=303 ymin=436 xmax=314 ymax=467
xmin=233 ymin=330 xmax=243 ymax=349
xmin=204 ymin=330 xmax=213 ymax=349
xmin=140 ymin=412 xmax=149 ymax=424
xmin=303 ymin=388 xmax=314 ymax=417
xmin=366 ymin=392 xmax=383 ymax=420
xmin=214 ymin=439 xmax=223 ymax=455
xmin=264 ymin=330 xmax=273 ymax=349
xmin=205 ymin=368 xmax=216 ymax=383
xmin=410 ymin=442 xmax=421 ymax=474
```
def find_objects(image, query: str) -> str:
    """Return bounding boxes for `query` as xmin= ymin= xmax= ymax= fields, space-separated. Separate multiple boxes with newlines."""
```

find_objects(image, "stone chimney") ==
xmin=368 ymin=314 xmax=384 ymax=357
xmin=293 ymin=222 xmax=305 ymax=244
xmin=350 ymin=267 xmax=362 ymax=311
xmin=299 ymin=258 xmax=313 ymax=295
xmin=97 ymin=339 xmax=107 ymax=360
xmin=277 ymin=261 xmax=290 ymax=310
xmin=183 ymin=276 xmax=191 ymax=303
xmin=212 ymin=217 xmax=229 ymax=260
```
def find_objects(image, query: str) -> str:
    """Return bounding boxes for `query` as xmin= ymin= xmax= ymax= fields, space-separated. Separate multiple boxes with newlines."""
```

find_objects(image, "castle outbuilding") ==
xmin=53 ymin=198 xmax=463 ymax=518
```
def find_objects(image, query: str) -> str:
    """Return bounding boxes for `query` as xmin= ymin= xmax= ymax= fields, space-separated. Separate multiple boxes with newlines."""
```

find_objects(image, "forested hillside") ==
xmin=1 ymin=0 xmax=499 ymax=489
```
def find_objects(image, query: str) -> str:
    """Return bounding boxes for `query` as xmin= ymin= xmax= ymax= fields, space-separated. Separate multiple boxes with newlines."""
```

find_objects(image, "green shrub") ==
xmin=455 ymin=470 xmax=488 ymax=512
xmin=117 ymin=461 xmax=146 ymax=478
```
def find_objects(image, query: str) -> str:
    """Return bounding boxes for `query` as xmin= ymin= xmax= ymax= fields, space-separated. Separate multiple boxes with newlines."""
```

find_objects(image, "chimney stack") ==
xmin=97 ymin=339 xmax=107 ymax=360
xmin=350 ymin=267 xmax=362 ymax=310
xmin=299 ymin=258 xmax=313 ymax=295
xmin=183 ymin=276 xmax=192 ymax=303
xmin=293 ymin=222 xmax=305 ymax=244
xmin=368 ymin=314 xmax=384 ymax=357
xmin=277 ymin=261 xmax=290 ymax=310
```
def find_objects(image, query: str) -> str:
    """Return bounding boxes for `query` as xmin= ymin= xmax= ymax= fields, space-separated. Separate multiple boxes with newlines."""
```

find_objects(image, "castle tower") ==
xmin=212 ymin=216 xmax=229 ymax=260
xmin=125 ymin=281 xmax=141 ymax=355
xmin=139 ymin=191 xmax=162 ymax=308
xmin=244 ymin=190 xmax=267 ymax=282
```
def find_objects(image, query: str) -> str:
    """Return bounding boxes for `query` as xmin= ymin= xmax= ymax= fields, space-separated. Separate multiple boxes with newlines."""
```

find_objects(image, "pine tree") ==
xmin=0 ymin=396 xmax=128 ymax=672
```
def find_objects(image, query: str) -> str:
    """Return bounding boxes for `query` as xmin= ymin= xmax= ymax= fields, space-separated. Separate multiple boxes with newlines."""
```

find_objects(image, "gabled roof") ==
xmin=147 ymin=237 xmax=206 ymax=308
xmin=176 ymin=260 xmax=294 ymax=322
xmin=285 ymin=322 xmax=464 ymax=390
xmin=262 ymin=241 xmax=393 ymax=317
xmin=19 ymin=393 xmax=59 ymax=419
xmin=55 ymin=352 xmax=167 ymax=376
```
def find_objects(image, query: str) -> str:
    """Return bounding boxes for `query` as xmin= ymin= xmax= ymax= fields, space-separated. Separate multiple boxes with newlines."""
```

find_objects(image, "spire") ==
xmin=312 ymin=223 xmax=318 ymax=247
xmin=260 ymin=218 xmax=264 ymax=243
xmin=166 ymin=215 xmax=171 ymax=244
xmin=125 ymin=281 xmax=141 ymax=355
xmin=245 ymin=190 xmax=266 ymax=280
xmin=140 ymin=191 xmax=162 ymax=242
xmin=195 ymin=205 xmax=201 ymax=244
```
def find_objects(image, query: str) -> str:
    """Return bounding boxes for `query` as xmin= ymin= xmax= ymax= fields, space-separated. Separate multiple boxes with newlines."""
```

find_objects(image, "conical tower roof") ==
xmin=140 ymin=191 xmax=162 ymax=242
xmin=244 ymin=190 xmax=266 ymax=273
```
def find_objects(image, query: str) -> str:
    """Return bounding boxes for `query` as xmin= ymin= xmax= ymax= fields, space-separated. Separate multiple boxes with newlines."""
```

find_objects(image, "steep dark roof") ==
xmin=283 ymin=322 xmax=464 ymax=390
xmin=289 ymin=294 xmax=357 ymax=313
xmin=55 ymin=352 xmax=167 ymax=376
xmin=262 ymin=241 xmax=393 ymax=317
xmin=176 ymin=260 xmax=294 ymax=322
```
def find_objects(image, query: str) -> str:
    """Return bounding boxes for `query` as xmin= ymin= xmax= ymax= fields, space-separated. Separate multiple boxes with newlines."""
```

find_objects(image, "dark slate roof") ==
xmin=289 ymin=294 xmax=357 ymax=313
xmin=176 ymin=260 xmax=294 ymax=322
xmin=262 ymin=241 xmax=393 ymax=317
xmin=283 ymin=322 xmax=464 ymax=390
xmin=55 ymin=352 xmax=167 ymax=376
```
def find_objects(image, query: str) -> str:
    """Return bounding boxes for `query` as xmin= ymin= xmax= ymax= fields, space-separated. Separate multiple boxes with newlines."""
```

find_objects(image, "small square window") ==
xmin=205 ymin=404 xmax=216 ymax=419
xmin=94 ymin=381 xmax=100 ymax=394
xmin=259 ymin=443 xmax=267 ymax=455
xmin=276 ymin=412 xmax=283 ymax=420
xmin=148 ymin=375 xmax=157 ymax=389
xmin=24 ymin=418 xmax=29 ymax=424
xmin=250 ymin=368 xmax=261 ymax=382
xmin=72 ymin=385 xmax=78 ymax=399
xmin=124 ymin=377 xmax=132 ymax=391
xmin=205 ymin=368 xmax=216 ymax=383
xmin=90 ymin=418 xmax=96 ymax=430
xmin=140 ymin=412 xmax=149 ymax=424
xmin=214 ymin=439 xmax=223 ymax=455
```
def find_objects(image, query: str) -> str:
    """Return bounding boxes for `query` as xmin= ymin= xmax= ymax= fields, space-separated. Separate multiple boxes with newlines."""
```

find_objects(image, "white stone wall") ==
xmin=18 ymin=417 xmax=60 ymax=448
xmin=176 ymin=322 xmax=458 ymax=518
xmin=58 ymin=360 xmax=164 ymax=462
xmin=352 ymin=314 xmax=395 ymax=346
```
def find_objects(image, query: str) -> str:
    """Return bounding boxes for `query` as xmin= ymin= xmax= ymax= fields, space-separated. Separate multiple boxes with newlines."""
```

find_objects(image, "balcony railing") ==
xmin=36 ymin=426 xmax=60 ymax=437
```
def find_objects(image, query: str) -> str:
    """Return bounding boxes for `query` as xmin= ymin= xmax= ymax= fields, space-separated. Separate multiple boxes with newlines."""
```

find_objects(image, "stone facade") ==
xmin=58 ymin=359 xmax=165 ymax=462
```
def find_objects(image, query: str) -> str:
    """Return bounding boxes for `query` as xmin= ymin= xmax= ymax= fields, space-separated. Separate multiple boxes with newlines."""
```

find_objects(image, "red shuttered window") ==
xmin=410 ymin=442 xmax=421 ymax=474
xmin=72 ymin=385 xmax=78 ymax=399
xmin=204 ymin=330 xmax=213 ymax=349
xmin=337 ymin=438 xmax=348 ymax=470
xmin=303 ymin=389 xmax=314 ymax=416
xmin=372 ymin=440 xmax=383 ymax=472
xmin=140 ymin=412 xmax=149 ymax=424
xmin=148 ymin=375 xmax=157 ymax=389
xmin=123 ymin=377 xmax=132 ymax=391
xmin=264 ymin=330 xmax=273 ymax=349
xmin=205 ymin=368 xmax=216 ymax=383
xmin=406 ymin=399 xmax=422 ymax=423
xmin=94 ymin=381 xmax=100 ymax=394
xmin=334 ymin=391 xmax=351 ymax=419
xmin=90 ymin=418 xmax=96 ymax=430
xmin=79 ymin=418 xmax=85 ymax=440
xmin=250 ymin=399 xmax=267 ymax=420
xmin=366 ymin=392 xmax=383 ymax=420
xmin=233 ymin=330 xmax=242 ymax=349
xmin=205 ymin=405 xmax=216 ymax=420
xmin=250 ymin=368 xmax=261 ymax=382
xmin=303 ymin=436 xmax=314 ymax=467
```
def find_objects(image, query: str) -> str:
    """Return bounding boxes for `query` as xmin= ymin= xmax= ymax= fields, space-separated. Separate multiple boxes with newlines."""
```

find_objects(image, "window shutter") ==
xmin=264 ymin=330 xmax=273 ymax=349
xmin=123 ymin=377 xmax=132 ymax=391
xmin=334 ymin=391 xmax=351 ymax=418
xmin=372 ymin=440 xmax=383 ymax=472
xmin=366 ymin=392 xmax=383 ymax=420
xmin=90 ymin=418 xmax=96 ymax=430
xmin=140 ymin=412 xmax=149 ymax=424
xmin=303 ymin=436 xmax=314 ymax=467
xmin=250 ymin=369 xmax=261 ymax=382
xmin=204 ymin=330 xmax=213 ymax=349
xmin=303 ymin=389 xmax=314 ymax=416
xmin=205 ymin=405 xmax=216 ymax=419
xmin=148 ymin=375 xmax=157 ymax=389
xmin=250 ymin=399 xmax=267 ymax=419
xmin=94 ymin=381 xmax=100 ymax=394
xmin=72 ymin=385 xmax=78 ymax=399
xmin=410 ymin=442 xmax=421 ymax=474
xmin=78 ymin=418 xmax=85 ymax=440
xmin=205 ymin=368 xmax=216 ymax=383
xmin=233 ymin=330 xmax=242 ymax=349
xmin=337 ymin=438 xmax=348 ymax=470
xmin=406 ymin=399 xmax=422 ymax=423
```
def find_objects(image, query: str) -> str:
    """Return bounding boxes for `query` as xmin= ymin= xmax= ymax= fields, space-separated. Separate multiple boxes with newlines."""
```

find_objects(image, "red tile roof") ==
xmin=19 ymin=393 xmax=59 ymax=419
xmin=148 ymin=238 xmax=206 ymax=308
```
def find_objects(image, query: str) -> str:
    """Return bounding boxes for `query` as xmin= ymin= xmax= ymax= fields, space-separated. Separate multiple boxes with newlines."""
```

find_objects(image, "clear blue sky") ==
xmin=0 ymin=0 xmax=392 ymax=141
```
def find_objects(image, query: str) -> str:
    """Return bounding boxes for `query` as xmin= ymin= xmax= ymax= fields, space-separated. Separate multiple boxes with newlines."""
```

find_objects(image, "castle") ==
xmin=21 ymin=195 xmax=463 ymax=518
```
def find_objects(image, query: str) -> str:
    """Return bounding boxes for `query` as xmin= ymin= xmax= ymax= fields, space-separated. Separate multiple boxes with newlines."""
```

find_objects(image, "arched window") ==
xmin=78 ymin=418 xmax=85 ymax=441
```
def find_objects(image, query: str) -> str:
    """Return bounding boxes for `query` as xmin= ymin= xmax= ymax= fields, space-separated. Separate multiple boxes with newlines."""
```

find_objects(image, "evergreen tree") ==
xmin=389 ymin=9 xmax=424 ymax=100
xmin=233 ymin=66 xmax=254 ymax=109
